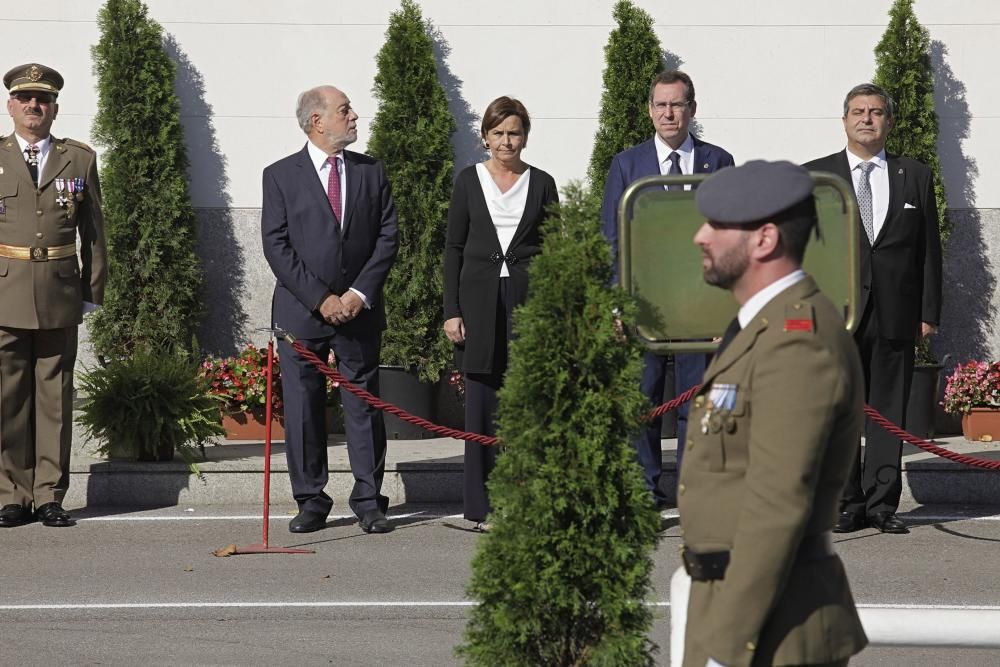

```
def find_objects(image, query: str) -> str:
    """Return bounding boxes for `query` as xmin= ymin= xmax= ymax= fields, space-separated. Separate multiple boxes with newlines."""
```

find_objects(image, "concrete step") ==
xmin=66 ymin=429 xmax=1000 ymax=509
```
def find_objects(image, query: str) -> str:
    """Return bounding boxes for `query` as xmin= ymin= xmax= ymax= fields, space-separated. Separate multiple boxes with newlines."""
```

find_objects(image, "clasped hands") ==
xmin=320 ymin=291 xmax=363 ymax=327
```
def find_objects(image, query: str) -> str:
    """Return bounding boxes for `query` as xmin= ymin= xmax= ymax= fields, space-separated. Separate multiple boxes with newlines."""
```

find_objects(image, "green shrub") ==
xmin=76 ymin=347 xmax=224 ymax=475
xmin=588 ymin=0 xmax=664 ymax=196
xmin=873 ymin=0 xmax=950 ymax=245
xmin=458 ymin=185 xmax=659 ymax=666
xmin=89 ymin=0 xmax=204 ymax=358
xmin=367 ymin=0 xmax=456 ymax=382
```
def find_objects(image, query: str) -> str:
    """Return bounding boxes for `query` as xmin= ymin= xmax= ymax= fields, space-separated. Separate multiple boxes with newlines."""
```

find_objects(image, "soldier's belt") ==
xmin=0 ymin=242 xmax=76 ymax=262
xmin=682 ymin=531 xmax=835 ymax=582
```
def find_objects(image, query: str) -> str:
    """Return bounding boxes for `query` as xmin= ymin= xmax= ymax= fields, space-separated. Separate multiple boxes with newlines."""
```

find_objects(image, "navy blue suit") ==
xmin=262 ymin=144 xmax=398 ymax=518
xmin=600 ymin=136 xmax=734 ymax=504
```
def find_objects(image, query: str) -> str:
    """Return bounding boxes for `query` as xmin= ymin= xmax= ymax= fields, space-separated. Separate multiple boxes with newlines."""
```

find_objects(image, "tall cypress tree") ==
xmin=588 ymin=0 xmax=664 ymax=196
xmin=90 ymin=0 xmax=203 ymax=357
xmin=873 ymin=0 xmax=950 ymax=244
xmin=368 ymin=0 xmax=456 ymax=383
xmin=459 ymin=186 xmax=659 ymax=666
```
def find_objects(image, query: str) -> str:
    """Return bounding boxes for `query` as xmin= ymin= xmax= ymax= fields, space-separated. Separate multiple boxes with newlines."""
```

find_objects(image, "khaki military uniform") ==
xmin=0 ymin=134 xmax=107 ymax=507
xmin=679 ymin=276 xmax=868 ymax=667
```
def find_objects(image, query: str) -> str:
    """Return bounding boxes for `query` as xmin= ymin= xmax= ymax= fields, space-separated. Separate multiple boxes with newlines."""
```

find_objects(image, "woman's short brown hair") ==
xmin=480 ymin=96 xmax=531 ymax=138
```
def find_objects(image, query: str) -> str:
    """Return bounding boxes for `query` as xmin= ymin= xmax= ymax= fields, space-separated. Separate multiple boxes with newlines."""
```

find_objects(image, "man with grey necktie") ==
xmin=600 ymin=70 xmax=734 ymax=508
xmin=805 ymin=83 xmax=942 ymax=535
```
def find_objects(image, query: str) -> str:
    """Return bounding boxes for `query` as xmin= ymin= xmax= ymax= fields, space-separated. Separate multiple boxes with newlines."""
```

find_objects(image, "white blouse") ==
xmin=475 ymin=162 xmax=530 ymax=278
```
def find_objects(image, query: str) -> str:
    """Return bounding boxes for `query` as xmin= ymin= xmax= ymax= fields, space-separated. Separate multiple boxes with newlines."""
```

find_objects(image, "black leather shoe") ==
xmin=35 ymin=502 xmax=75 ymax=527
xmin=289 ymin=509 xmax=328 ymax=534
xmin=0 ymin=504 xmax=34 ymax=528
xmin=869 ymin=511 xmax=909 ymax=534
xmin=359 ymin=509 xmax=393 ymax=534
xmin=833 ymin=511 xmax=867 ymax=533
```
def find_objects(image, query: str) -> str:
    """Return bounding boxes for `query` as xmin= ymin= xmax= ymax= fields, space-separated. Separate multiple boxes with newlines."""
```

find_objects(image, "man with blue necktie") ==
xmin=600 ymin=70 xmax=734 ymax=508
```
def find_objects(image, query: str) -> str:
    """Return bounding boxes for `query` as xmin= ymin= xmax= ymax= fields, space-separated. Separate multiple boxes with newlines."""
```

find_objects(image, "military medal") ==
xmin=700 ymin=403 xmax=713 ymax=435
xmin=0 ymin=199 xmax=5 ymax=215
xmin=74 ymin=177 xmax=85 ymax=201
xmin=55 ymin=178 xmax=68 ymax=207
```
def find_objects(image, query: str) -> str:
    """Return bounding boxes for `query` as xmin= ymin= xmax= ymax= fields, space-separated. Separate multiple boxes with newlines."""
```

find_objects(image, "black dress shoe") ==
xmin=869 ymin=511 xmax=909 ymax=534
xmin=0 ymin=504 xmax=34 ymax=528
xmin=833 ymin=511 xmax=867 ymax=533
xmin=35 ymin=502 xmax=75 ymax=527
xmin=289 ymin=509 xmax=328 ymax=534
xmin=359 ymin=509 xmax=393 ymax=534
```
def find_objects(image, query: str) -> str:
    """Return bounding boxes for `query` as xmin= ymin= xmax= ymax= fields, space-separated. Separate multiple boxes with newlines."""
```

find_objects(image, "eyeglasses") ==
xmin=11 ymin=91 xmax=55 ymax=105
xmin=652 ymin=101 xmax=691 ymax=112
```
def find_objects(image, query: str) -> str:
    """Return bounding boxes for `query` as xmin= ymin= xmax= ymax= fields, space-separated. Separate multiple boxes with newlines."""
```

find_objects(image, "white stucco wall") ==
xmin=1 ymin=0 xmax=996 ymax=208
xmin=2 ymin=1 xmax=998 ymax=363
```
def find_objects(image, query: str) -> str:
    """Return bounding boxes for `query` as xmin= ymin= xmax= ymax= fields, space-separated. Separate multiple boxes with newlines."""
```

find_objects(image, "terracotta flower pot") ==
xmin=961 ymin=408 xmax=1000 ymax=442
xmin=221 ymin=411 xmax=285 ymax=441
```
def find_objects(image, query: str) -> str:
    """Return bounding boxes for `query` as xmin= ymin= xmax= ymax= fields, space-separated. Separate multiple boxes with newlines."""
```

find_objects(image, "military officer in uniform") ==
xmin=679 ymin=161 xmax=867 ymax=666
xmin=0 ymin=64 xmax=107 ymax=528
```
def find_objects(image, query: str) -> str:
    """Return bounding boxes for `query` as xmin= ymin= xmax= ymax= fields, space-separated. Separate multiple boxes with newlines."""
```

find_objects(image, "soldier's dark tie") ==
xmin=25 ymin=144 xmax=39 ymax=186
xmin=665 ymin=151 xmax=683 ymax=191
xmin=714 ymin=317 xmax=741 ymax=358
xmin=856 ymin=161 xmax=875 ymax=244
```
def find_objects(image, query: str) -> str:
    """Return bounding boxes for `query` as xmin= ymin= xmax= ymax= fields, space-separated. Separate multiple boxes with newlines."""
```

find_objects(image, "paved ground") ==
xmin=3 ymin=500 xmax=1000 ymax=666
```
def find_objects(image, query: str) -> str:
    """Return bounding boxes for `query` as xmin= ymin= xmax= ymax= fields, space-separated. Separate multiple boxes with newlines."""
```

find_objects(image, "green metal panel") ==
xmin=618 ymin=172 xmax=859 ymax=354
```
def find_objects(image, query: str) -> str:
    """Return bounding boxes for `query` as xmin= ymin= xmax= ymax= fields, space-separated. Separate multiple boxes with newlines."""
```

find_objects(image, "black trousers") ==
xmin=463 ymin=278 xmax=512 ymax=522
xmin=842 ymin=301 xmax=914 ymax=516
xmin=278 ymin=330 xmax=387 ymax=519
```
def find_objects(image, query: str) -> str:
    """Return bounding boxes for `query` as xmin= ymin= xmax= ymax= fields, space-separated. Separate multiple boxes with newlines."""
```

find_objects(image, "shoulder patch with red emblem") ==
xmin=784 ymin=302 xmax=815 ymax=333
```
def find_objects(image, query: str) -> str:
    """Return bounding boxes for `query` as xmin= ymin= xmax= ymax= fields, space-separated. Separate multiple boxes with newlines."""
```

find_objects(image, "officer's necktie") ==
xmin=326 ymin=154 xmax=342 ymax=228
xmin=856 ymin=161 xmax=876 ymax=244
xmin=25 ymin=144 xmax=39 ymax=186
xmin=714 ymin=317 xmax=741 ymax=358
xmin=665 ymin=151 xmax=683 ymax=191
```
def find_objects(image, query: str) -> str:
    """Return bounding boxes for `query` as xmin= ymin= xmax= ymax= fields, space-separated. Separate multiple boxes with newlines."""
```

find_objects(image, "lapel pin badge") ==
xmin=898 ymin=168 xmax=903 ymax=174
xmin=703 ymin=163 xmax=709 ymax=169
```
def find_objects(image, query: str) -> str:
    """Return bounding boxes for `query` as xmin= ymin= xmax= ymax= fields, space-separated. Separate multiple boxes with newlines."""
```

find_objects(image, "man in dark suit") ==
xmin=805 ymin=83 xmax=942 ymax=534
xmin=0 ymin=64 xmax=107 ymax=529
xmin=600 ymin=70 xmax=734 ymax=507
xmin=262 ymin=85 xmax=398 ymax=535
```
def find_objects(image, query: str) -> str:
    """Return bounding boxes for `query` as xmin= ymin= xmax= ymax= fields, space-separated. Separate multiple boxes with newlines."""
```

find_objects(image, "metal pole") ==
xmin=262 ymin=338 xmax=274 ymax=548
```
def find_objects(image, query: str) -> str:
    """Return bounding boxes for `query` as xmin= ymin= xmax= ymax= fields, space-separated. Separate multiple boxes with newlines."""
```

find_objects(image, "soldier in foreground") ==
xmin=679 ymin=161 xmax=867 ymax=666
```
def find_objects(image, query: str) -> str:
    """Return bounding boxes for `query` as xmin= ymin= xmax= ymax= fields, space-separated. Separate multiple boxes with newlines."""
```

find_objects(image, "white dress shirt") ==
xmin=306 ymin=140 xmax=368 ymax=306
xmin=846 ymin=147 xmax=889 ymax=240
xmin=475 ymin=162 xmax=530 ymax=278
xmin=654 ymin=132 xmax=695 ymax=191
xmin=13 ymin=133 xmax=52 ymax=181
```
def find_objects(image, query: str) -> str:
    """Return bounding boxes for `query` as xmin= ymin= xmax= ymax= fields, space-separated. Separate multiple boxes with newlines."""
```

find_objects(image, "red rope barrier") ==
xmin=291 ymin=341 xmax=499 ymax=445
xmin=290 ymin=339 xmax=1000 ymax=470
xmin=863 ymin=404 xmax=1000 ymax=470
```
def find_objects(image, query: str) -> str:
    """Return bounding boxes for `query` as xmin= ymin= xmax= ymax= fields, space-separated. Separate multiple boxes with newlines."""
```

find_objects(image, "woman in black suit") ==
xmin=443 ymin=96 xmax=559 ymax=530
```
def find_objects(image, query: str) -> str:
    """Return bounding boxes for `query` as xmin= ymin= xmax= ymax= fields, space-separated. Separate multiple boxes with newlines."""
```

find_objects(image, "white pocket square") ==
xmin=904 ymin=202 xmax=917 ymax=209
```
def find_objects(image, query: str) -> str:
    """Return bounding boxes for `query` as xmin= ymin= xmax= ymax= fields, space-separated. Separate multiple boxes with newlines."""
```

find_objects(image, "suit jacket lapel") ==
xmin=832 ymin=150 xmax=873 ymax=251
xmin=691 ymin=135 xmax=710 ymax=174
xmin=641 ymin=138 xmax=660 ymax=177
xmin=875 ymin=154 xmax=906 ymax=246
xmin=341 ymin=151 xmax=363 ymax=236
xmin=39 ymin=137 xmax=71 ymax=189
xmin=296 ymin=143 xmax=340 ymax=228
xmin=0 ymin=135 xmax=37 ymax=190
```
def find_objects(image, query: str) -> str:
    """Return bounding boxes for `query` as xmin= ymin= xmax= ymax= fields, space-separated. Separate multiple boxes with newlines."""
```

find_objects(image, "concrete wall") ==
xmin=2 ymin=0 xmax=997 ymax=365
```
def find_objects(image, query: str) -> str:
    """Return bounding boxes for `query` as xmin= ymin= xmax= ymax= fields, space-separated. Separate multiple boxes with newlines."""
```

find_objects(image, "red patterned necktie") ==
xmin=326 ymin=155 xmax=342 ymax=226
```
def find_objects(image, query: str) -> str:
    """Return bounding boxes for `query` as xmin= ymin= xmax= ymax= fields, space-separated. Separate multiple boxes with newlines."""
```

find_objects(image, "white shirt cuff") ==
xmin=348 ymin=287 xmax=370 ymax=309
